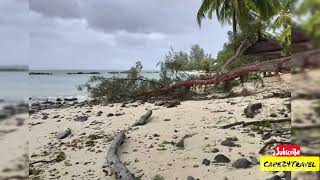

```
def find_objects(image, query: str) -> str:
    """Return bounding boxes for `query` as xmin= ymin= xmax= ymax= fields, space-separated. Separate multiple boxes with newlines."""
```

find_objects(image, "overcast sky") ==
xmin=0 ymin=0 xmax=231 ymax=70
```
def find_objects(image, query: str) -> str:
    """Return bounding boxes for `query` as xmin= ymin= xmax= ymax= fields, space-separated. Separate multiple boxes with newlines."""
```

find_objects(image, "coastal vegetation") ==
xmin=79 ymin=0 xmax=319 ymax=104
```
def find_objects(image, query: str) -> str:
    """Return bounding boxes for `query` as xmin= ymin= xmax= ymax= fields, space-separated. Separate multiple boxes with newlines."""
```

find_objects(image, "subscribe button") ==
xmin=260 ymin=144 xmax=320 ymax=171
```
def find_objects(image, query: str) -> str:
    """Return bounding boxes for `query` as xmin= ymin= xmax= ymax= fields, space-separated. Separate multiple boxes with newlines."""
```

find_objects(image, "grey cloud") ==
xmin=0 ymin=0 xmax=28 ymax=65
xmin=29 ymin=0 xmax=81 ymax=19
xmin=30 ymin=0 xmax=201 ymax=34
xmin=0 ymin=0 xmax=230 ymax=69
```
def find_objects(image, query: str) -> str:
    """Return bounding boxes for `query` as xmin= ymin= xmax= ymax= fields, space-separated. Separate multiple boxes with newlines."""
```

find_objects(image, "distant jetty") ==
xmin=67 ymin=72 xmax=100 ymax=75
xmin=29 ymin=72 xmax=53 ymax=75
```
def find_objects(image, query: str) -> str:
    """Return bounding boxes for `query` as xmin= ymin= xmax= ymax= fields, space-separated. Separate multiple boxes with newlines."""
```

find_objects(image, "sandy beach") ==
xmin=27 ymin=74 xmax=293 ymax=180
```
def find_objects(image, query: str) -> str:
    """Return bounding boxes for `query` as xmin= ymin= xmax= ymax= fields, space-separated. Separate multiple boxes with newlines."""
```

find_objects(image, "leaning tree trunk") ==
xmin=221 ymin=38 xmax=252 ymax=72
xmin=139 ymin=49 xmax=320 ymax=97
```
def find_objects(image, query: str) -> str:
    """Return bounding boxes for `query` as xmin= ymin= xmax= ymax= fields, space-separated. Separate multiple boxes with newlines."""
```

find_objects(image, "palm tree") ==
xmin=197 ymin=0 xmax=281 ymax=36
xmin=197 ymin=0 xmax=281 ymax=72
xmin=271 ymin=0 xmax=291 ymax=49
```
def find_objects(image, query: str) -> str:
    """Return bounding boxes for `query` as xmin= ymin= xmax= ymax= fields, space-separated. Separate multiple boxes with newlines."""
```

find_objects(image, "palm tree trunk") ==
xmin=232 ymin=10 xmax=237 ymax=36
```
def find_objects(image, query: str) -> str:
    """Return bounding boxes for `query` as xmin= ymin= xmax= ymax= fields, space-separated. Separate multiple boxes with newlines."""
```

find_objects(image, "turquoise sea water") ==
xmin=0 ymin=70 xmax=159 ymax=102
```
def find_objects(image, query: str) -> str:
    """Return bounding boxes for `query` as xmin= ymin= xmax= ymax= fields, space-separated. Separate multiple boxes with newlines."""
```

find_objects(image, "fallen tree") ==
xmin=139 ymin=49 xmax=320 ymax=97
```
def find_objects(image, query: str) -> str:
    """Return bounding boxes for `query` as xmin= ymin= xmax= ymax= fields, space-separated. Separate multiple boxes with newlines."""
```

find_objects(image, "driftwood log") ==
xmin=220 ymin=118 xmax=291 ymax=129
xmin=131 ymin=110 xmax=152 ymax=127
xmin=29 ymin=151 xmax=66 ymax=166
xmin=220 ymin=121 xmax=245 ymax=129
xmin=292 ymin=124 xmax=320 ymax=130
xmin=107 ymin=110 xmax=153 ymax=179
xmin=259 ymin=140 xmax=292 ymax=154
xmin=242 ymin=118 xmax=291 ymax=127
xmin=176 ymin=134 xmax=195 ymax=148
xmin=106 ymin=131 xmax=135 ymax=180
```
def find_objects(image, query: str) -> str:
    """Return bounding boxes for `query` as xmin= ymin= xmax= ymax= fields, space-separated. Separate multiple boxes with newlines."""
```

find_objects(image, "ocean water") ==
xmin=0 ymin=70 xmax=159 ymax=102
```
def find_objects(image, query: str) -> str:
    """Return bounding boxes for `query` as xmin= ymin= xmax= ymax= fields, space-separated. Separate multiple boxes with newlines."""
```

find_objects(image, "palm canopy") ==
xmin=197 ymin=0 xmax=281 ymax=32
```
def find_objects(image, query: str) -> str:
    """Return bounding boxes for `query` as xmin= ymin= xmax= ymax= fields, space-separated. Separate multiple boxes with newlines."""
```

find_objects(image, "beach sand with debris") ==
xmin=25 ymin=74 xmax=295 ymax=180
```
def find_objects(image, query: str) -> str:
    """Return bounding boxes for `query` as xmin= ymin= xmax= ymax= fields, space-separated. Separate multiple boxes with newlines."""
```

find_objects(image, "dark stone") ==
xmin=226 ymin=136 xmax=238 ymax=141
xmin=52 ymin=115 xmax=60 ymax=119
xmin=16 ymin=117 xmax=25 ymax=126
xmin=164 ymin=100 xmax=181 ymax=108
xmin=115 ymin=112 xmax=124 ymax=116
xmin=107 ymin=113 xmax=114 ymax=117
xmin=244 ymin=103 xmax=262 ymax=118
xmin=202 ymin=158 xmax=210 ymax=166
xmin=211 ymin=148 xmax=219 ymax=153
xmin=221 ymin=139 xmax=240 ymax=147
xmin=249 ymin=156 xmax=259 ymax=165
xmin=56 ymin=98 xmax=62 ymax=102
xmin=0 ymin=112 xmax=8 ymax=120
xmin=270 ymin=113 xmax=277 ymax=117
xmin=154 ymin=101 xmax=165 ymax=106
xmin=56 ymin=129 xmax=72 ymax=139
xmin=87 ymin=134 xmax=102 ymax=140
xmin=42 ymin=115 xmax=49 ymax=120
xmin=74 ymin=116 xmax=88 ymax=122
xmin=294 ymin=118 xmax=303 ymax=124
xmin=55 ymin=151 xmax=66 ymax=162
xmin=29 ymin=109 xmax=36 ymax=115
xmin=64 ymin=97 xmax=78 ymax=101
xmin=262 ymin=132 xmax=271 ymax=140
xmin=97 ymin=111 xmax=103 ymax=116
xmin=232 ymin=158 xmax=252 ymax=168
xmin=214 ymin=154 xmax=231 ymax=163
xmin=187 ymin=176 xmax=196 ymax=180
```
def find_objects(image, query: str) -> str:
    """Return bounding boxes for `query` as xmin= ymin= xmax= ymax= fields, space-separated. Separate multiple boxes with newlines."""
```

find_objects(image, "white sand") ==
xmin=29 ymin=75 xmax=292 ymax=180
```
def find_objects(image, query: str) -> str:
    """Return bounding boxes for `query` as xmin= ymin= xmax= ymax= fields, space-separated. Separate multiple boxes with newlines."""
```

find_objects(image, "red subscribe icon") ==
xmin=275 ymin=144 xmax=301 ymax=156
